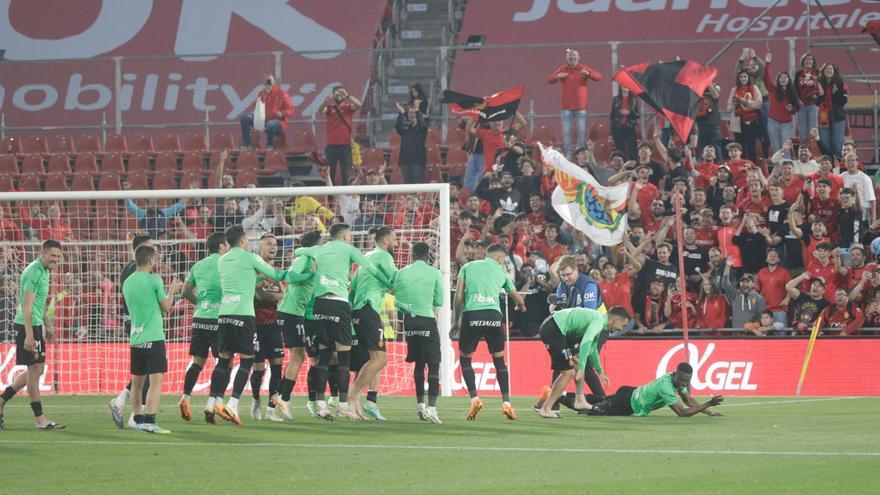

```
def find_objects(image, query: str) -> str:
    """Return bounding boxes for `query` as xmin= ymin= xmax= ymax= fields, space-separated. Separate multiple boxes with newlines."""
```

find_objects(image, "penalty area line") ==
xmin=0 ymin=439 xmax=878 ymax=457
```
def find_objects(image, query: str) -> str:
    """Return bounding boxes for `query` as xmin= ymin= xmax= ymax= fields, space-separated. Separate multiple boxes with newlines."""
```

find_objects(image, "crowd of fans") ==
xmin=1 ymin=46 xmax=873 ymax=341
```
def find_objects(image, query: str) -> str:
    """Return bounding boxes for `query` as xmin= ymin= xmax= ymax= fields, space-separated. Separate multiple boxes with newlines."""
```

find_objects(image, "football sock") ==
xmin=314 ymin=348 xmax=333 ymax=402
xmin=328 ymin=364 xmax=339 ymax=397
xmin=125 ymin=380 xmax=132 ymax=391
xmin=493 ymin=357 xmax=511 ymax=403
xmin=250 ymin=368 xmax=265 ymax=401
xmin=366 ymin=390 xmax=377 ymax=404
xmin=232 ymin=358 xmax=254 ymax=400
xmin=209 ymin=357 xmax=232 ymax=398
xmin=30 ymin=401 xmax=42 ymax=417
xmin=336 ymin=351 xmax=351 ymax=403
xmin=414 ymin=362 xmax=426 ymax=404
xmin=427 ymin=362 xmax=440 ymax=407
xmin=583 ymin=367 xmax=606 ymax=397
xmin=182 ymin=362 xmax=203 ymax=396
xmin=269 ymin=364 xmax=282 ymax=399
xmin=1 ymin=386 xmax=16 ymax=402
xmin=227 ymin=397 xmax=239 ymax=411
xmin=280 ymin=378 xmax=295 ymax=402
xmin=144 ymin=413 xmax=156 ymax=424
xmin=134 ymin=414 xmax=145 ymax=424
xmin=306 ymin=366 xmax=318 ymax=402
xmin=460 ymin=356 xmax=478 ymax=399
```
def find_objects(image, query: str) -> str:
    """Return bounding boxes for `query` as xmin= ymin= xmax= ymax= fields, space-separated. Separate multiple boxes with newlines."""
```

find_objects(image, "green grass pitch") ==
xmin=1 ymin=395 xmax=878 ymax=494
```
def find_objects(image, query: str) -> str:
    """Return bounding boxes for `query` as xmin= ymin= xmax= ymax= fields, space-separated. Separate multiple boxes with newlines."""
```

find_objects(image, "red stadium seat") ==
xmin=529 ymin=124 xmax=557 ymax=146
xmin=289 ymin=129 xmax=317 ymax=154
xmin=262 ymin=151 xmax=288 ymax=175
xmin=152 ymin=170 xmax=176 ymax=189
xmin=154 ymin=151 xmax=179 ymax=174
xmin=68 ymin=200 xmax=93 ymax=236
xmin=98 ymin=172 xmax=122 ymax=191
xmin=426 ymin=128 xmax=441 ymax=148
xmin=388 ymin=165 xmax=404 ymax=184
xmin=125 ymin=170 xmax=149 ymax=190
xmin=131 ymin=134 xmax=155 ymax=153
xmin=100 ymin=153 xmax=126 ymax=174
xmin=180 ymin=171 xmax=203 ymax=189
xmin=445 ymin=127 xmax=467 ymax=148
xmin=181 ymin=151 xmax=206 ymax=175
xmin=235 ymin=150 xmax=259 ymax=172
xmin=182 ymin=133 xmax=207 ymax=151
xmin=46 ymin=153 xmax=72 ymax=175
xmin=0 ymin=155 xmax=19 ymax=176
xmin=22 ymin=136 xmax=49 ymax=155
xmin=388 ymin=146 xmax=399 ymax=167
xmin=272 ymin=131 xmax=287 ymax=150
xmin=44 ymin=173 xmax=68 ymax=191
xmin=424 ymin=164 xmax=443 ymax=183
xmin=76 ymin=134 xmax=102 ymax=154
xmin=0 ymin=137 xmax=23 ymax=155
xmin=49 ymin=135 xmax=76 ymax=154
xmin=390 ymin=131 xmax=401 ymax=149
xmin=71 ymin=172 xmax=95 ymax=191
xmin=127 ymin=152 xmax=152 ymax=174
xmin=0 ymin=174 xmax=15 ymax=192
xmin=105 ymin=134 xmax=128 ymax=153
xmin=426 ymin=147 xmax=442 ymax=166
xmin=20 ymin=155 xmax=46 ymax=176
xmin=157 ymin=133 xmax=181 ymax=152
xmin=210 ymin=132 xmax=236 ymax=150
xmin=589 ymin=122 xmax=609 ymax=141
xmin=361 ymin=147 xmax=386 ymax=167
xmin=593 ymin=139 xmax=613 ymax=164
xmin=446 ymin=162 xmax=467 ymax=178
xmin=236 ymin=169 xmax=257 ymax=187
xmin=445 ymin=147 xmax=469 ymax=167
xmin=73 ymin=153 xmax=99 ymax=175
xmin=19 ymin=173 xmax=41 ymax=191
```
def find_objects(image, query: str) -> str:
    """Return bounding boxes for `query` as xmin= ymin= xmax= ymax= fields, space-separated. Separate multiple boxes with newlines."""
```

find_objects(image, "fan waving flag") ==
xmin=537 ymin=143 xmax=629 ymax=246
xmin=440 ymin=85 xmax=524 ymax=122
xmin=613 ymin=60 xmax=718 ymax=143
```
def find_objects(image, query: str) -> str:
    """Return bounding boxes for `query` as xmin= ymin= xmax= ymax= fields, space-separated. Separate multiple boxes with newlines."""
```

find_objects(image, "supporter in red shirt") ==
xmin=319 ymin=85 xmax=362 ymax=186
xmin=462 ymin=194 xmax=487 ymax=230
xmin=689 ymin=188 xmax=710 ymax=214
xmin=762 ymin=53 xmax=800 ymax=156
xmin=20 ymin=203 xmax=73 ymax=241
xmin=845 ymin=245 xmax=875 ymax=290
xmin=239 ymin=74 xmax=293 ymax=150
xmin=717 ymin=206 xmax=742 ymax=270
xmin=547 ymin=48 xmax=603 ymax=155
xmin=696 ymin=278 xmax=729 ymax=331
xmin=627 ymin=166 xmax=661 ymax=229
xmin=819 ymin=288 xmax=864 ymax=335
xmin=526 ymin=192 xmax=553 ymax=227
xmin=792 ymin=220 xmax=830 ymax=267
xmin=598 ymin=262 xmax=635 ymax=316
xmin=664 ymin=287 xmax=698 ymax=329
xmin=637 ymin=279 xmax=669 ymax=334
xmin=806 ymin=156 xmax=843 ymax=198
xmin=466 ymin=112 xmax=525 ymax=175
xmin=535 ymin=223 xmax=567 ymax=265
xmin=736 ymin=177 xmax=771 ymax=219
xmin=755 ymin=249 xmax=792 ymax=325
xmin=694 ymin=208 xmax=719 ymax=249
xmin=769 ymin=160 xmax=805 ymax=204
xmin=804 ymin=242 xmax=847 ymax=301
xmin=451 ymin=212 xmax=481 ymax=253
xmin=794 ymin=52 xmax=819 ymax=139
xmin=693 ymin=145 xmax=720 ymax=190
xmin=807 ymin=178 xmax=841 ymax=243
xmin=0 ymin=207 xmax=23 ymax=243
xmin=724 ymin=142 xmax=757 ymax=189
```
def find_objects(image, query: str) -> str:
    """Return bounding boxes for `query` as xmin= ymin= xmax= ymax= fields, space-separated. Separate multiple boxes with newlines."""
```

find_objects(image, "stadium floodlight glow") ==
xmin=0 ymin=184 xmax=455 ymax=396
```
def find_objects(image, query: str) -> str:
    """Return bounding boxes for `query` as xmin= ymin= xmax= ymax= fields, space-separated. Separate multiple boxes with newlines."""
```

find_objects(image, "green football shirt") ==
xmin=295 ymin=240 xmax=389 ymax=299
xmin=14 ymin=259 xmax=50 ymax=326
xmin=458 ymin=258 xmax=514 ymax=313
xmin=394 ymin=260 xmax=443 ymax=318
xmin=551 ymin=307 xmax=607 ymax=372
xmin=279 ymin=254 xmax=316 ymax=318
xmin=630 ymin=373 xmax=688 ymax=417
xmin=185 ymin=253 xmax=222 ymax=320
xmin=218 ymin=247 xmax=287 ymax=317
xmin=351 ymin=248 xmax=397 ymax=312
xmin=123 ymin=271 xmax=167 ymax=345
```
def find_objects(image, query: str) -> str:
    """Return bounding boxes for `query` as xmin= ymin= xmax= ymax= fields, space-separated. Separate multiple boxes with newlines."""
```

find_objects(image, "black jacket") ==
xmin=395 ymin=112 xmax=428 ymax=165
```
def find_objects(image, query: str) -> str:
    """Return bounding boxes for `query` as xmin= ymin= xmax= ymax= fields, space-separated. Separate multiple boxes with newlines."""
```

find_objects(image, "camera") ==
xmin=536 ymin=273 xmax=548 ymax=284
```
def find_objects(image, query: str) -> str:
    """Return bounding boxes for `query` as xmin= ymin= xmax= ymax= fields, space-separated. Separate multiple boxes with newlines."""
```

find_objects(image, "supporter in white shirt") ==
xmin=840 ymin=153 xmax=876 ymax=222
xmin=770 ymin=140 xmax=818 ymax=175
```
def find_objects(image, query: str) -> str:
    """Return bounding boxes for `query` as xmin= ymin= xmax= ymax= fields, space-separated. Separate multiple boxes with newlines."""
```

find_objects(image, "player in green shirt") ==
xmin=451 ymin=243 xmax=526 ymax=421
xmin=209 ymin=225 xmax=301 ymax=425
xmin=394 ymin=242 xmax=444 ymax=423
xmin=349 ymin=226 xmax=398 ymax=421
xmin=178 ymin=231 xmax=228 ymax=423
xmin=587 ymin=362 xmax=724 ymax=417
xmin=293 ymin=223 xmax=390 ymax=420
xmin=0 ymin=240 xmax=64 ymax=430
xmin=123 ymin=244 xmax=183 ymax=434
xmin=536 ymin=306 xmax=631 ymax=418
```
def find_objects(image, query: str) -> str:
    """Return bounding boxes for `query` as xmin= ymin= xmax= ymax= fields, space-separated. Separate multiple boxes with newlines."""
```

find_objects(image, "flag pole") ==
xmin=706 ymin=0 xmax=785 ymax=66
xmin=673 ymin=193 xmax=690 ymax=362
xmin=796 ymin=316 xmax=824 ymax=396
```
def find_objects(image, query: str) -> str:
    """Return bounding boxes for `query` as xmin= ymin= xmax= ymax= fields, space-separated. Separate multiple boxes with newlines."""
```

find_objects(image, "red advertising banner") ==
xmin=3 ymin=339 xmax=878 ymax=397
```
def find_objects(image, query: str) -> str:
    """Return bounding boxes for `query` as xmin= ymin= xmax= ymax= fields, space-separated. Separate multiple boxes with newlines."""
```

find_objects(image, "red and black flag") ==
xmin=613 ymin=61 xmax=718 ymax=143
xmin=864 ymin=20 xmax=880 ymax=47
xmin=441 ymin=85 xmax=524 ymax=122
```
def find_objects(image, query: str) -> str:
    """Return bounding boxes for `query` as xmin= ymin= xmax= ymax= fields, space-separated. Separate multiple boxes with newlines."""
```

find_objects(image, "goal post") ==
xmin=0 ymin=183 xmax=453 ymax=397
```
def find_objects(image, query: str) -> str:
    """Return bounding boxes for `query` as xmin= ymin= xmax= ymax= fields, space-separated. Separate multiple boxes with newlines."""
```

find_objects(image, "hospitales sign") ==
xmin=656 ymin=343 xmax=757 ymax=392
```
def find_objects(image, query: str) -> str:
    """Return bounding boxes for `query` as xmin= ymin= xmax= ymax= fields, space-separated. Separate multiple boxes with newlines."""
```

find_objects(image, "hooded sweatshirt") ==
xmin=722 ymin=273 xmax=766 ymax=328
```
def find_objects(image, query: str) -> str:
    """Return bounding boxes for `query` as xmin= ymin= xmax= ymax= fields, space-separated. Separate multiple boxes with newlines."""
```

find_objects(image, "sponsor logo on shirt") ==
xmin=219 ymin=317 xmax=245 ymax=327
xmin=222 ymin=294 xmax=241 ymax=304
xmin=404 ymin=330 xmax=432 ymax=337
xmin=468 ymin=320 xmax=502 ymax=327
xmin=472 ymin=294 xmax=496 ymax=304
xmin=131 ymin=325 xmax=144 ymax=336
xmin=315 ymin=313 xmax=341 ymax=323
xmin=200 ymin=302 xmax=220 ymax=310
xmin=657 ymin=343 xmax=756 ymax=392
xmin=320 ymin=275 xmax=341 ymax=287
xmin=132 ymin=341 xmax=154 ymax=349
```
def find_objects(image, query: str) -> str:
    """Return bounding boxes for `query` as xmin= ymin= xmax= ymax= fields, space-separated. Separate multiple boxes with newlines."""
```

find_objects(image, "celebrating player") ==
xmin=587 ymin=362 xmax=724 ymax=417
xmin=451 ymin=243 xmax=526 ymax=421
xmin=294 ymin=223 xmax=392 ymax=420
xmin=349 ymin=226 xmax=398 ymax=420
xmin=178 ymin=231 xmax=228 ymax=422
xmin=0 ymin=240 xmax=64 ymax=430
xmin=394 ymin=242 xmax=444 ymax=423
xmin=276 ymin=230 xmax=322 ymax=417
xmin=208 ymin=225 xmax=300 ymax=425
xmin=247 ymin=234 xmax=287 ymax=421
xmin=535 ymin=306 xmax=631 ymax=418
xmin=123 ymin=244 xmax=183 ymax=433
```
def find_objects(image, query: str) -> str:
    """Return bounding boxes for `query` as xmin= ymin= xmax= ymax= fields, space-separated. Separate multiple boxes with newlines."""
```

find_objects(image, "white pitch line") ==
xmin=724 ymin=397 xmax=867 ymax=407
xmin=0 ymin=439 xmax=878 ymax=457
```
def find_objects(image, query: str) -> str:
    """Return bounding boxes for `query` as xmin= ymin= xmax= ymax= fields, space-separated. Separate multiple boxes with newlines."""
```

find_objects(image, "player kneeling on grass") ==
xmin=587 ymin=362 xmax=724 ymax=417
xmin=123 ymin=244 xmax=183 ymax=433
xmin=536 ymin=306 xmax=630 ymax=419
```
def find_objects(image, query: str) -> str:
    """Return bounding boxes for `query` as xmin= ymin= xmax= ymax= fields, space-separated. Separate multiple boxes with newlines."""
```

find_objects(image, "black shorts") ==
xmin=351 ymin=334 xmax=369 ymax=373
xmin=539 ymin=317 xmax=576 ymax=371
xmin=189 ymin=318 xmax=219 ymax=358
xmin=404 ymin=315 xmax=440 ymax=364
xmin=255 ymin=323 xmax=284 ymax=361
xmin=591 ymin=386 xmax=636 ymax=416
xmin=313 ymin=298 xmax=352 ymax=346
xmin=352 ymin=306 xmax=385 ymax=352
xmin=130 ymin=341 xmax=168 ymax=375
xmin=217 ymin=315 xmax=257 ymax=355
xmin=14 ymin=324 xmax=45 ymax=366
xmin=458 ymin=309 xmax=504 ymax=355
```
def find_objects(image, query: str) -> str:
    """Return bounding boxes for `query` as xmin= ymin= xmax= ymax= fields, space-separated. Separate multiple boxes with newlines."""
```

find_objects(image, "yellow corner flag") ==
xmin=796 ymin=316 xmax=823 ymax=396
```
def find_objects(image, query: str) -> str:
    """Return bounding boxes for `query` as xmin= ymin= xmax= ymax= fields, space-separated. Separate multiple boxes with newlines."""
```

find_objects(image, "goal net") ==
xmin=0 ymin=184 xmax=452 ymax=397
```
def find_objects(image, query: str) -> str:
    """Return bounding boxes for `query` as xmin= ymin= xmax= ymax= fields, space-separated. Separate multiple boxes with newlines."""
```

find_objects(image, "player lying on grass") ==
xmin=587 ymin=362 xmax=724 ymax=417
xmin=535 ymin=306 xmax=630 ymax=418
xmin=123 ymin=244 xmax=183 ymax=433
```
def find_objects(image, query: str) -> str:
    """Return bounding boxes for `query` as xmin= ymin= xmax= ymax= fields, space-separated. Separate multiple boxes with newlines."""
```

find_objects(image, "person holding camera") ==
xmin=318 ymin=85 xmax=362 ymax=186
xmin=515 ymin=264 xmax=552 ymax=337
xmin=239 ymin=74 xmax=294 ymax=150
